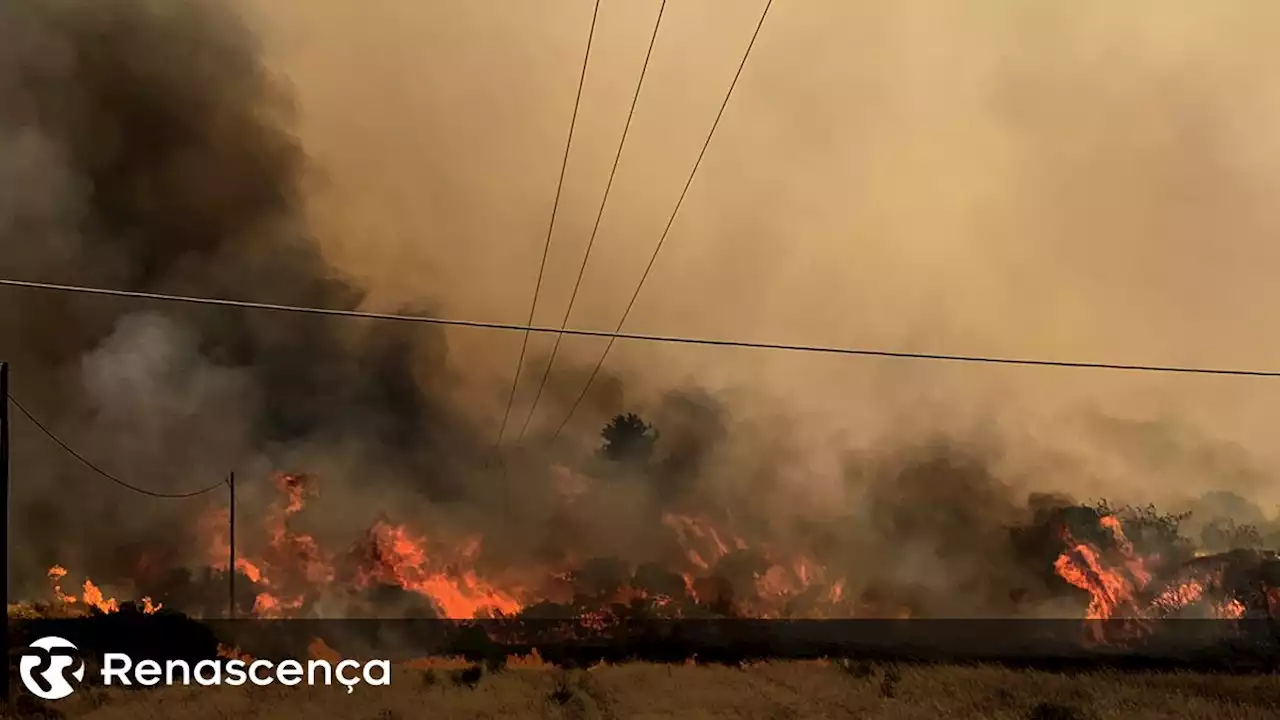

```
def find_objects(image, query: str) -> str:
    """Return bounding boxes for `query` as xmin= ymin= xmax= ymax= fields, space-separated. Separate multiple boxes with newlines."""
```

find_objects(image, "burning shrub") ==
xmin=1096 ymin=502 xmax=1195 ymax=572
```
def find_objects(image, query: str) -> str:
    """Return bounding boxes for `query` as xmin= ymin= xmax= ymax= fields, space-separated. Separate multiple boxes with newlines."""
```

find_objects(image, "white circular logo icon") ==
xmin=19 ymin=636 xmax=85 ymax=701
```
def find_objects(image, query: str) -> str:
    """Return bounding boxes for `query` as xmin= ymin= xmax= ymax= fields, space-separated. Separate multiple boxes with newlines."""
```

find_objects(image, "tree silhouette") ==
xmin=600 ymin=413 xmax=658 ymax=465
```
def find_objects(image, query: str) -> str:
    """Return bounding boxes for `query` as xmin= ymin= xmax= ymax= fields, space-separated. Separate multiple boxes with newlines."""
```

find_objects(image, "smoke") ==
xmin=244 ymin=0 xmax=1280 ymax=498
xmin=0 ymin=0 xmax=509 ymax=590
xmin=3 ymin=0 xmax=1280 ymax=613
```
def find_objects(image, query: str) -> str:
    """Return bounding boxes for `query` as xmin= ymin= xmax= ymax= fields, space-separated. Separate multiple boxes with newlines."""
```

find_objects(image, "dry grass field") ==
xmin=12 ymin=659 xmax=1279 ymax=720
xmin=8 ymin=605 xmax=1279 ymax=718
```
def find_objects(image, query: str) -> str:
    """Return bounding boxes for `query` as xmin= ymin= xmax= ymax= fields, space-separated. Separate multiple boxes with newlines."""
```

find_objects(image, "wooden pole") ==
xmin=1 ymin=362 xmax=9 ymax=703
xmin=228 ymin=471 xmax=235 ymax=619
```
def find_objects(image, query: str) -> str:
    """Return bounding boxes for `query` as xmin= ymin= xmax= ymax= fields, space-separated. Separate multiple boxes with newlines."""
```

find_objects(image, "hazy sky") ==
xmin=238 ymin=0 xmax=1280 ymax=506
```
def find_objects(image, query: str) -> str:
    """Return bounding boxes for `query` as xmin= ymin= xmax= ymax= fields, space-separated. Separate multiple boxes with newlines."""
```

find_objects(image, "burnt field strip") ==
xmin=11 ymin=615 xmax=1280 ymax=675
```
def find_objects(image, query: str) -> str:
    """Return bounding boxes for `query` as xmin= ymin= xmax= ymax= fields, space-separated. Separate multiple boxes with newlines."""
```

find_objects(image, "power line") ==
xmin=516 ymin=0 xmax=670 ymax=442
xmin=547 ymin=0 xmax=776 ymax=442
xmin=4 ymin=278 xmax=1280 ymax=379
xmin=7 ymin=394 xmax=227 ymax=499
xmin=495 ymin=0 xmax=602 ymax=448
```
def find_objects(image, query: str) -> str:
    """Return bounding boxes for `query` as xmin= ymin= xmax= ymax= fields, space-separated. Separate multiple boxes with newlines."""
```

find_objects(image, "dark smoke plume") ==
xmin=0 ymin=0 xmax=502 ymax=591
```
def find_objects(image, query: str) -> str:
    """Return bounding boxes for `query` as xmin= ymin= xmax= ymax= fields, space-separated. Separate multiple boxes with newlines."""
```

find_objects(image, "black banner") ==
xmin=10 ymin=615 xmax=1280 ymax=673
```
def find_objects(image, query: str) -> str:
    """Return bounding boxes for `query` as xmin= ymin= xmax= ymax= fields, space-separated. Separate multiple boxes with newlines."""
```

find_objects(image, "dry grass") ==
xmin=7 ymin=603 xmax=88 ymax=621
xmin=12 ymin=660 xmax=1278 ymax=720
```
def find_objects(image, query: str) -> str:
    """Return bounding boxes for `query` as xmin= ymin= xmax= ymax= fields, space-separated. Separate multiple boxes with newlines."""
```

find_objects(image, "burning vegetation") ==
xmin=4 ymin=1 xmax=1280 ymax=663
xmin=28 ymin=416 xmax=1280 ymax=648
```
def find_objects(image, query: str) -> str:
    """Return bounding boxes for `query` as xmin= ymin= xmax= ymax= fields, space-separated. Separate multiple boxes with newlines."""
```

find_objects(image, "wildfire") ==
xmin=36 ymin=472 xmax=1277 ymax=632
xmin=1053 ymin=538 xmax=1144 ymax=621
xmin=353 ymin=519 xmax=522 ymax=618
xmin=1052 ymin=511 xmax=1277 ymax=642
xmin=1147 ymin=577 xmax=1208 ymax=616
xmin=189 ymin=477 xmax=850 ymax=620
xmin=47 ymin=565 xmax=161 ymax=615
xmin=194 ymin=473 xmax=529 ymax=619
xmin=202 ymin=473 xmax=333 ymax=617
xmin=662 ymin=513 xmax=747 ymax=570
xmin=660 ymin=512 xmax=851 ymax=617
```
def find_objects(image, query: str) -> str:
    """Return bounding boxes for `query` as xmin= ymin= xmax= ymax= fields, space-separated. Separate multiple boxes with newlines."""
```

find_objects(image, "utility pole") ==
xmin=227 ymin=471 xmax=235 ymax=620
xmin=1 ymin=362 xmax=9 ymax=704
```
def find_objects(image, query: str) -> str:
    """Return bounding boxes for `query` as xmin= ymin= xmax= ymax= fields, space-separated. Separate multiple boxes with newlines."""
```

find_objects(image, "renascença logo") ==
xmin=18 ymin=636 xmax=391 ymax=699
xmin=19 ymin=636 xmax=86 ymax=701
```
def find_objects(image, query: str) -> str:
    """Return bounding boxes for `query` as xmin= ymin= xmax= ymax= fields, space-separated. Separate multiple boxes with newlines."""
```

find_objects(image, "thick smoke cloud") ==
xmin=249 ymin=0 xmax=1280 ymax=504
xmin=3 ymin=0 xmax=1279 ymax=614
xmin=0 ymin=0 xmax=508 ymax=591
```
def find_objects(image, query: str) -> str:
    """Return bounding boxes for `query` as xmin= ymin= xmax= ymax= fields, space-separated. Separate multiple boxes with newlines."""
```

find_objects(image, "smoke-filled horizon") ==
xmin=250 ymin=0 xmax=1280 ymax=495
xmin=3 ymin=0 xmax=1279 ymax=614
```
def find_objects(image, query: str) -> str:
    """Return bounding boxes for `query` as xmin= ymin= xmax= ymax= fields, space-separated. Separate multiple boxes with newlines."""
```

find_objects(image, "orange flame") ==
xmin=355 ymin=520 xmax=522 ymax=618
xmin=661 ymin=513 xmax=748 ymax=571
xmin=47 ymin=564 xmax=160 ymax=615
xmin=1052 ymin=513 xmax=1263 ymax=640
xmin=81 ymin=580 xmax=120 ymax=614
xmin=201 ymin=473 xmax=333 ymax=617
